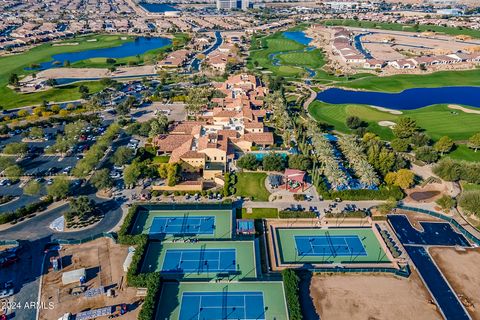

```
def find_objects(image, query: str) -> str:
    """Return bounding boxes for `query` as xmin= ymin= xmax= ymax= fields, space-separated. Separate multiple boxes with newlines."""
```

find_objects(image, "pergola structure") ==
xmin=284 ymin=169 xmax=306 ymax=192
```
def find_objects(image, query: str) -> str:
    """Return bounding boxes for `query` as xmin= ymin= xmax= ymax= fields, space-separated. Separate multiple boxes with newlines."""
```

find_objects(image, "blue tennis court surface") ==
xmin=179 ymin=291 xmax=265 ymax=320
xmin=295 ymin=235 xmax=367 ymax=257
xmin=162 ymin=248 xmax=237 ymax=274
xmin=150 ymin=216 xmax=215 ymax=235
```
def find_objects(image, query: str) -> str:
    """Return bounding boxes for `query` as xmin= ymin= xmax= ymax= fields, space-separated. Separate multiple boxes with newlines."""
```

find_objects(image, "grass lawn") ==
xmin=152 ymin=155 xmax=170 ymax=164
xmin=0 ymin=33 xmax=186 ymax=109
xmin=277 ymin=49 xmax=325 ymax=69
xmin=1 ymin=81 xmax=107 ymax=109
xmin=240 ymin=208 xmax=279 ymax=219
xmin=461 ymin=181 xmax=480 ymax=191
xmin=338 ymin=69 xmax=480 ymax=92
xmin=248 ymin=31 xmax=341 ymax=80
xmin=235 ymin=172 xmax=270 ymax=201
xmin=322 ymin=19 xmax=480 ymax=39
xmin=308 ymin=101 xmax=480 ymax=141
xmin=446 ymin=144 xmax=480 ymax=162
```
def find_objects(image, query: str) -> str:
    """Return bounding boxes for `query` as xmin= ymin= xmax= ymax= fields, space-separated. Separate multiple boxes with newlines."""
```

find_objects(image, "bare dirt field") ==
xmin=310 ymin=271 xmax=441 ymax=320
xmin=39 ymin=238 xmax=141 ymax=320
xmin=430 ymin=247 xmax=480 ymax=319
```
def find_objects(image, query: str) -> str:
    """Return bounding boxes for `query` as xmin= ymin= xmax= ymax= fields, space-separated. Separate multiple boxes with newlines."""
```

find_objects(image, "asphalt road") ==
xmin=0 ymin=189 xmax=124 ymax=320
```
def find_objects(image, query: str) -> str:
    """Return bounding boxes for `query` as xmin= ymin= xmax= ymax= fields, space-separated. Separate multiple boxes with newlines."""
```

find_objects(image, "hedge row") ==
xmin=0 ymin=196 xmax=53 ymax=225
xmin=223 ymin=172 xmax=237 ymax=197
xmin=279 ymin=210 xmax=316 ymax=219
xmin=317 ymin=181 xmax=404 ymax=201
xmin=282 ymin=269 xmax=303 ymax=320
xmin=137 ymin=273 xmax=162 ymax=320
xmin=118 ymin=205 xmax=139 ymax=244
xmin=117 ymin=205 xmax=162 ymax=320
xmin=324 ymin=211 xmax=367 ymax=218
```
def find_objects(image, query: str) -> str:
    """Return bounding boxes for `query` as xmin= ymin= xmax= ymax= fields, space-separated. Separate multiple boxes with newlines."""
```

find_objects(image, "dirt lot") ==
xmin=39 ymin=238 xmax=141 ymax=320
xmin=430 ymin=247 xmax=480 ymax=319
xmin=310 ymin=271 xmax=442 ymax=320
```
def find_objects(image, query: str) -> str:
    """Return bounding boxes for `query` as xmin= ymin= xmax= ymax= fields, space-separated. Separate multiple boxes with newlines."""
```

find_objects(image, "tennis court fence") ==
xmin=311 ymin=265 xmax=411 ymax=278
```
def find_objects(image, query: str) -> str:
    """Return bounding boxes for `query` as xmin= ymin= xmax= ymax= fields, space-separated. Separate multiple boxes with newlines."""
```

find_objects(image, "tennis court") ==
xmin=156 ymin=282 xmax=289 ymax=320
xmin=178 ymin=291 xmax=265 ymax=320
xmin=275 ymin=228 xmax=390 ymax=264
xmin=141 ymin=241 xmax=257 ymax=279
xmin=150 ymin=216 xmax=215 ymax=235
xmin=162 ymin=248 xmax=237 ymax=273
xmin=131 ymin=208 xmax=233 ymax=239
xmin=295 ymin=235 xmax=367 ymax=257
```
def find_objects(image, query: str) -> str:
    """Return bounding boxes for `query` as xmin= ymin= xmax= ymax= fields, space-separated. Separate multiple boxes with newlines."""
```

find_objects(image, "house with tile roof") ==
xmin=151 ymin=74 xmax=274 ymax=186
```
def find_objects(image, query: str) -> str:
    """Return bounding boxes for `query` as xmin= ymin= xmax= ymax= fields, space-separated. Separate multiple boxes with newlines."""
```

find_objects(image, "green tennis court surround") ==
xmin=276 ymin=228 xmax=390 ymax=264
xmin=131 ymin=208 xmax=233 ymax=239
xmin=156 ymin=282 xmax=288 ymax=320
xmin=141 ymin=241 xmax=257 ymax=280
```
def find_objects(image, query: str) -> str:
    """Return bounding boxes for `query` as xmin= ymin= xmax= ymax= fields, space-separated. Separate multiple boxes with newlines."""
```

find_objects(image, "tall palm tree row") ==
xmin=337 ymin=135 xmax=380 ymax=187
xmin=307 ymin=123 xmax=348 ymax=190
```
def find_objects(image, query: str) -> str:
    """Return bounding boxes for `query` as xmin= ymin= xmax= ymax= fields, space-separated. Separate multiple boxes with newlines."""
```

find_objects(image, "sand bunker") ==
xmin=369 ymin=105 xmax=403 ymax=115
xmin=378 ymin=120 xmax=396 ymax=128
xmin=448 ymin=104 xmax=480 ymax=115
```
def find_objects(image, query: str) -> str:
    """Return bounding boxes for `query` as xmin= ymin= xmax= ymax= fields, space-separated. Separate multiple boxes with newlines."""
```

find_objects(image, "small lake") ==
xmin=316 ymin=87 xmax=480 ymax=110
xmin=139 ymin=2 xmax=179 ymax=12
xmin=283 ymin=31 xmax=313 ymax=46
xmin=31 ymin=37 xmax=172 ymax=70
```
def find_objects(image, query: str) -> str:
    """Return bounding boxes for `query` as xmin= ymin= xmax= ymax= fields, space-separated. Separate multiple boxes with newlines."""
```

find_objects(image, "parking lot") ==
xmin=0 ymin=240 xmax=50 ymax=320
xmin=20 ymin=155 xmax=78 ymax=177
xmin=130 ymin=102 xmax=187 ymax=123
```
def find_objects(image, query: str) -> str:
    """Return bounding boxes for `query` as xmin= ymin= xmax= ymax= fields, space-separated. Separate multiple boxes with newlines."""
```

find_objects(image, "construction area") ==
xmin=39 ymin=238 xmax=141 ymax=320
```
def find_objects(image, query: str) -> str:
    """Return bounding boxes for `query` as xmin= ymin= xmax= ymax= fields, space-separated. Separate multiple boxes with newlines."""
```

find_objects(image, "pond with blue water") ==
xmin=29 ymin=37 xmax=172 ymax=70
xmin=283 ymin=31 xmax=313 ymax=46
xmin=316 ymin=86 xmax=480 ymax=110
xmin=139 ymin=3 xmax=179 ymax=12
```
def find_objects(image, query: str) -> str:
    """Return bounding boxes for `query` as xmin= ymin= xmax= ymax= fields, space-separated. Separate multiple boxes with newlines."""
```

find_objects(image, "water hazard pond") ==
xmin=316 ymin=87 xmax=480 ymax=110
xmin=30 ymin=36 xmax=172 ymax=70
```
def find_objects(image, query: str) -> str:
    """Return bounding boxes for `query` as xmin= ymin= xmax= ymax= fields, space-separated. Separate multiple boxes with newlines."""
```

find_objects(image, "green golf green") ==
xmin=131 ymin=208 xmax=233 ymax=239
xmin=275 ymin=228 xmax=390 ymax=264
xmin=141 ymin=240 xmax=257 ymax=280
xmin=156 ymin=281 xmax=289 ymax=320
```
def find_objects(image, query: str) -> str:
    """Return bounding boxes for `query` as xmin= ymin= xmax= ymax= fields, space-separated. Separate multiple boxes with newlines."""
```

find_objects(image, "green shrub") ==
xmin=279 ymin=211 xmax=316 ymax=219
xmin=118 ymin=205 xmax=138 ymax=244
xmin=138 ymin=273 xmax=162 ymax=320
xmin=316 ymin=181 xmax=404 ymax=201
xmin=282 ymin=269 xmax=302 ymax=320
xmin=0 ymin=196 xmax=53 ymax=225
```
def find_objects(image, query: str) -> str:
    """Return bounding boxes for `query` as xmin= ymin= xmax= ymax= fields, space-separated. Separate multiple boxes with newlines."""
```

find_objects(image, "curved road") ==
xmin=0 ymin=193 xmax=124 ymax=242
